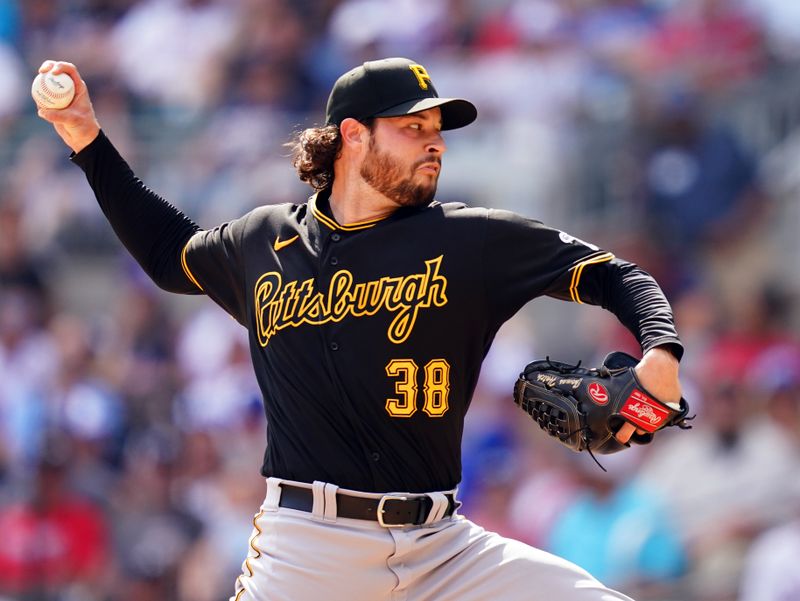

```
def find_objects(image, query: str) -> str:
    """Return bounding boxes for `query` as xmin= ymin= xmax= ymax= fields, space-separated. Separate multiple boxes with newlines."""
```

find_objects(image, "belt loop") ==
xmin=311 ymin=481 xmax=327 ymax=521
xmin=264 ymin=477 xmax=282 ymax=512
xmin=323 ymin=483 xmax=339 ymax=522
xmin=424 ymin=492 xmax=449 ymax=525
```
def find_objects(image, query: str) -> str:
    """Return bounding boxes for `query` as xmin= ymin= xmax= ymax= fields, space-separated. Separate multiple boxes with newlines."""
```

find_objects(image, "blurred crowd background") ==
xmin=1 ymin=0 xmax=800 ymax=600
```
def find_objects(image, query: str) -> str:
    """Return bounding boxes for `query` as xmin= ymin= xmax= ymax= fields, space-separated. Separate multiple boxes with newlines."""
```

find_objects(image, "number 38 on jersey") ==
xmin=385 ymin=358 xmax=451 ymax=418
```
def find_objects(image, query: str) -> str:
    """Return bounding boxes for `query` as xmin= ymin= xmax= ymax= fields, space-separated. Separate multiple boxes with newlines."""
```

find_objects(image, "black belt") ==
xmin=278 ymin=484 xmax=458 ymax=527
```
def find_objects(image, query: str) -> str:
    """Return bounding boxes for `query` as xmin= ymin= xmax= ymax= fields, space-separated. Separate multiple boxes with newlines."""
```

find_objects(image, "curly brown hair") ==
xmin=288 ymin=125 xmax=340 ymax=191
xmin=288 ymin=119 xmax=374 ymax=191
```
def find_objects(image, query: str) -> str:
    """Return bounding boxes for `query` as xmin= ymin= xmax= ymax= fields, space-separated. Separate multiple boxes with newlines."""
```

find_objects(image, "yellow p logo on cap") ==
xmin=409 ymin=64 xmax=432 ymax=90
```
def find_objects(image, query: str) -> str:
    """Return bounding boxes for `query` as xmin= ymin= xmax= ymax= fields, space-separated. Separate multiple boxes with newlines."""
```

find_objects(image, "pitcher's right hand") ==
xmin=35 ymin=61 xmax=101 ymax=154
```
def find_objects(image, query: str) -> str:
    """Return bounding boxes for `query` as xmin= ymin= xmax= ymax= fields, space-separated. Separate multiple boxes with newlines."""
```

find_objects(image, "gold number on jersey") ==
xmin=385 ymin=358 xmax=451 ymax=418
xmin=385 ymin=359 xmax=419 ymax=417
xmin=422 ymin=359 xmax=450 ymax=417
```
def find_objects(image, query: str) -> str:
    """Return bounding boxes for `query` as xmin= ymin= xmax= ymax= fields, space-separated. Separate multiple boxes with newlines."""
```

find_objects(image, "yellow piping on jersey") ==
xmin=569 ymin=252 xmax=615 ymax=304
xmin=310 ymin=195 xmax=383 ymax=231
xmin=234 ymin=510 xmax=265 ymax=601
xmin=181 ymin=236 xmax=204 ymax=292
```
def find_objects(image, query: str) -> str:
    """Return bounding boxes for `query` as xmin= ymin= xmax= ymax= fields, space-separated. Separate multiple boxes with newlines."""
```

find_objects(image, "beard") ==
xmin=360 ymin=140 xmax=440 ymax=208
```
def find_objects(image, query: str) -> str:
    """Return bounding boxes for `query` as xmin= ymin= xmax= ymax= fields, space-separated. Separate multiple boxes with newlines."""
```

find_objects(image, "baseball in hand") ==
xmin=31 ymin=71 xmax=75 ymax=110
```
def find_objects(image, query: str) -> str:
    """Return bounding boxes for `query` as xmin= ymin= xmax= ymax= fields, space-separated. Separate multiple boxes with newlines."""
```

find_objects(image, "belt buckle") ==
xmin=377 ymin=494 xmax=411 ymax=528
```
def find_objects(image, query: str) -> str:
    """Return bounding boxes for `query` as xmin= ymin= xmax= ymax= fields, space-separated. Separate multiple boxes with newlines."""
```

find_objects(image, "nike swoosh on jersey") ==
xmin=273 ymin=235 xmax=300 ymax=252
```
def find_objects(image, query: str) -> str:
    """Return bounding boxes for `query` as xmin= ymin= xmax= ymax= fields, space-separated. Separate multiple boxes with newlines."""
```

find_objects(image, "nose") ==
xmin=426 ymin=131 xmax=446 ymax=155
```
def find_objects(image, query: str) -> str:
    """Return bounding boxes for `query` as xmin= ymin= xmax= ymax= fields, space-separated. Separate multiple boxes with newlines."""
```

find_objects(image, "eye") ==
xmin=408 ymin=123 xmax=422 ymax=130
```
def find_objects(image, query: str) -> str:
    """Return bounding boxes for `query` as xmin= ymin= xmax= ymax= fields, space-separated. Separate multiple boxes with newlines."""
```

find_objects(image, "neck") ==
xmin=328 ymin=170 xmax=399 ymax=225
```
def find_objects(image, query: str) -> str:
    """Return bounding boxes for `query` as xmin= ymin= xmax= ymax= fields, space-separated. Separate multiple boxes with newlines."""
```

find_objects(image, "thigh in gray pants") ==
xmin=230 ymin=478 xmax=635 ymax=601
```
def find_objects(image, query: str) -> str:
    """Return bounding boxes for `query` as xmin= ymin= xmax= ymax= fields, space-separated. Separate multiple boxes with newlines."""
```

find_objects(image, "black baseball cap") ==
xmin=325 ymin=57 xmax=477 ymax=131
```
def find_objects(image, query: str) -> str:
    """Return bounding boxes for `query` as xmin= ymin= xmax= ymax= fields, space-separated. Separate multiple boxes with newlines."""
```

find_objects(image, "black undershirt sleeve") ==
xmin=70 ymin=130 xmax=201 ymax=294
xmin=548 ymin=258 xmax=684 ymax=361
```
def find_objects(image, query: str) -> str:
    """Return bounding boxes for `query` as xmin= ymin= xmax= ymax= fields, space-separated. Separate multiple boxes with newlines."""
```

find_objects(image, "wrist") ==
xmin=635 ymin=347 xmax=682 ymax=405
xmin=642 ymin=346 xmax=680 ymax=368
xmin=69 ymin=123 xmax=101 ymax=154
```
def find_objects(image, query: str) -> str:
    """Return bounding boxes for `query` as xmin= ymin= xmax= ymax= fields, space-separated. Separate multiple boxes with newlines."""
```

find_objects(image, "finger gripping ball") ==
xmin=32 ymin=72 xmax=75 ymax=110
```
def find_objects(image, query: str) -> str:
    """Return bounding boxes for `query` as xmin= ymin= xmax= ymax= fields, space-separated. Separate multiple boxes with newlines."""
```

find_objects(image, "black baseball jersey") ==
xmin=74 ymin=131 xmax=682 ymax=493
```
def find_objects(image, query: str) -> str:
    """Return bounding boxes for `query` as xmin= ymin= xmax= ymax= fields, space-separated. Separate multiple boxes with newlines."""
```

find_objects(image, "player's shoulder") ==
xmin=417 ymin=202 xmax=493 ymax=241
xmin=432 ymin=201 xmax=544 ymax=224
xmin=431 ymin=202 xmax=555 ymax=235
xmin=244 ymin=201 xmax=305 ymax=221
xmin=189 ymin=203 xmax=306 ymax=245
xmin=430 ymin=201 xmax=489 ymax=221
xmin=236 ymin=202 xmax=307 ymax=233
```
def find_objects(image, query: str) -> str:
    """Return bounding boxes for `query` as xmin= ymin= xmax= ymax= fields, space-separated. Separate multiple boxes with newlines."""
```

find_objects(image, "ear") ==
xmin=339 ymin=117 xmax=369 ymax=150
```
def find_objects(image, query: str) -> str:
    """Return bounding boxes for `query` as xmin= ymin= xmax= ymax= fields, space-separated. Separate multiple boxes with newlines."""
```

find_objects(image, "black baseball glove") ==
xmin=513 ymin=351 xmax=692 ymax=457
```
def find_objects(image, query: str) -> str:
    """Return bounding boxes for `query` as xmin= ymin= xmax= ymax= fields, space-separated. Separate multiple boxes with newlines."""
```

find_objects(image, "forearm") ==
xmin=71 ymin=130 xmax=201 ymax=293
xmin=596 ymin=259 xmax=683 ymax=359
xmin=588 ymin=259 xmax=684 ymax=408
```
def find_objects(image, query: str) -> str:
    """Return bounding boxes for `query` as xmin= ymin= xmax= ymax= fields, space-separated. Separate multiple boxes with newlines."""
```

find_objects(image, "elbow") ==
xmin=145 ymin=256 xmax=201 ymax=295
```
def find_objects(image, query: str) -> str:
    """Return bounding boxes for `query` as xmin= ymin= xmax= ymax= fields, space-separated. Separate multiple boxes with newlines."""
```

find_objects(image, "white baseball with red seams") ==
xmin=31 ymin=71 xmax=75 ymax=110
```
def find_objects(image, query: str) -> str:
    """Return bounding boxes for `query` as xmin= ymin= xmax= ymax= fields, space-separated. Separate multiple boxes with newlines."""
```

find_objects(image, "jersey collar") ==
xmin=308 ymin=189 xmax=438 ymax=234
xmin=309 ymin=190 xmax=384 ymax=232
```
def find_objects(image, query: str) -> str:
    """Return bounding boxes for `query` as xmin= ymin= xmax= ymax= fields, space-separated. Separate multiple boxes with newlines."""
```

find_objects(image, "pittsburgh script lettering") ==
xmin=254 ymin=256 xmax=448 ymax=346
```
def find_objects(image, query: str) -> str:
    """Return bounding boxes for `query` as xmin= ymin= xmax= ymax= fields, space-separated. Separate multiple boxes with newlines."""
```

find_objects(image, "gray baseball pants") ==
xmin=230 ymin=477 xmax=635 ymax=601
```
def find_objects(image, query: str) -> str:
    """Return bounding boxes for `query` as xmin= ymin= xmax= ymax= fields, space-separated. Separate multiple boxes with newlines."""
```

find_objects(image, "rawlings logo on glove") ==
xmin=513 ymin=351 xmax=693 ymax=461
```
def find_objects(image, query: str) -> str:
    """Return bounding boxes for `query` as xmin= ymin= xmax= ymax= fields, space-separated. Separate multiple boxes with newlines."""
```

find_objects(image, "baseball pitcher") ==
xmin=37 ymin=57 xmax=688 ymax=601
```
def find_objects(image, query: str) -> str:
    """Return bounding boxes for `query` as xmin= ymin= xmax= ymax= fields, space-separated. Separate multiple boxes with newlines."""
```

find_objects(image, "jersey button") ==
xmin=371 ymin=452 xmax=380 ymax=462
xmin=331 ymin=233 xmax=341 ymax=242
xmin=330 ymin=342 xmax=339 ymax=351
xmin=330 ymin=257 xmax=339 ymax=266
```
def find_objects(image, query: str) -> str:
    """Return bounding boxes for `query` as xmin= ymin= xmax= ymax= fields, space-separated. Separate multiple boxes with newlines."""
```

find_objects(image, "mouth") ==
xmin=416 ymin=162 xmax=440 ymax=175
